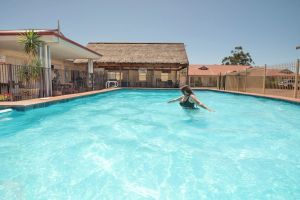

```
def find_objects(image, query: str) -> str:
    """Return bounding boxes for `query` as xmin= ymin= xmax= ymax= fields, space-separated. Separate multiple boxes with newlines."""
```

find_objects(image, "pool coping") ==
xmin=0 ymin=87 xmax=121 ymax=110
xmin=1 ymin=87 xmax=299 ymax=110
xmin=192 ymin=88 xmax=300 ymax=105
xmin=122 ymin=87 xmax=300 ymax=104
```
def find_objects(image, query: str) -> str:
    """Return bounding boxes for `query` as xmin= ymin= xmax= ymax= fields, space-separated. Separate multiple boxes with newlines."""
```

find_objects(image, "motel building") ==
xmin=188 ymin=64 xmax=296 ymax=92
xmin=188 ymin=64 xmax=251 ymax=88
xmin=0 ymin=29 xmax=189 ymax=101
xmin=0 ymin=29 xmax=101 ymax=101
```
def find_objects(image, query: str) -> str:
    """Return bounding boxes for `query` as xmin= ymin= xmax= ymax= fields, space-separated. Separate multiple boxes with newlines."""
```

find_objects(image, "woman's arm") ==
xmin=190 ymin=95 xmax=214 ymax=112
xmin=168 ymin=96 xmax=183 ymax=103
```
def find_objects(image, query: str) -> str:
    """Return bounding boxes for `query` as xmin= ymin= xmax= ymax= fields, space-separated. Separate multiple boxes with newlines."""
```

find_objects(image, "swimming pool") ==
xmin=0 ymin=89 xmax=300 ymax=199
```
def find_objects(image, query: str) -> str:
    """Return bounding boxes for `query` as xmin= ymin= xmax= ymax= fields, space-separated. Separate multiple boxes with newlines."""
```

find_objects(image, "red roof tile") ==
xmin=188 ymin=64 xmax=251 ymax=76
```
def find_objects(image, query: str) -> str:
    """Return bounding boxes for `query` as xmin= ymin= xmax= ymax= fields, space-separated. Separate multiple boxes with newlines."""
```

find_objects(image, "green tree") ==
xmin=222 ymin=46 xmax=254 ymax=66
xmin=18 ymin=30 xmax=43 ymax=61
xmin=17 ymin=30 xmax=44 ymax=86
xmin=17 ymin=59 xmax=42 ymax=84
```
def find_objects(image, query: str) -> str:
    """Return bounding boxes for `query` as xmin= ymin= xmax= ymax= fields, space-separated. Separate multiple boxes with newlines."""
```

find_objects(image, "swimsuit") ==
xmin=179 ymin=96 xmax=195 ymax=108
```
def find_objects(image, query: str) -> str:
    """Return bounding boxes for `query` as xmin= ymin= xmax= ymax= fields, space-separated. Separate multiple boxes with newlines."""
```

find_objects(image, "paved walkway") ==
xmin=0 ymin=87 xmax=121 ymax=108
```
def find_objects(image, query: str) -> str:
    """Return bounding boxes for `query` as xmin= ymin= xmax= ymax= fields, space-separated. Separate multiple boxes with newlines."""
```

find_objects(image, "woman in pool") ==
xmin=168 ymin=85 xmax=213 ymax=111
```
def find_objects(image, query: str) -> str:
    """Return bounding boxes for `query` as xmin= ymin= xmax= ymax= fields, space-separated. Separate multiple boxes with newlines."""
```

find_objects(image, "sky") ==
xmin=1 ymin=0 xmax=299 ymax=66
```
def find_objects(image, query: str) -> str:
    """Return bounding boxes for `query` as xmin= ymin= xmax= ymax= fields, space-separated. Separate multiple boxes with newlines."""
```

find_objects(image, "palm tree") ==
xmin=18 ymin=30 xmax=43 ymax=60
xmin=17 ymin=30 xmax=44 ymax=87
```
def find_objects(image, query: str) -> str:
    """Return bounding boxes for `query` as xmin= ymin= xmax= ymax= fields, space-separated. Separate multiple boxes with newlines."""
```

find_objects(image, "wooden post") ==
xmin=119 ymin=67 xmax=122 ymax=87
xmin=188 ymin=75 xmax=191 ymax=86
xmin=127 ymin=69 xmax=129 ymax=87
xmin=237 ymin=74 xmax=240 ymax=91
xmin=263 ymin=64 xmax=267 ymax=94
xmin=178 ymin=69 xmax=180 ymax=87
xmin=293 ymin=59 xmax=300 ymax=98
xmin=175 ymin=70 xmax=178 ymax=88
xmin=244 ymin=68 xmax=247 ymax=92
xmin=218 ymin=73 xmax=220 ymax=90
xmin=217 ymin=75 xmax=219 ymax=89
xmin=8 ymin=64 xmax=13 ymax=101
xmin=224 ymin=72 xmax=227 ymax=90
xmin=220 ymin=73 xmax=223 ymax=90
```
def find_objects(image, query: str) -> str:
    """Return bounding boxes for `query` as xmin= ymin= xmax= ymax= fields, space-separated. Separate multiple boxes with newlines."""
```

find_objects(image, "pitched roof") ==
xmin=80 ymin=42 xmax=188 ymax=65
xmin=228 ymin=67 xmax=295 ymax=76
xmin=188 ymin=64 xmax=251 ymax=76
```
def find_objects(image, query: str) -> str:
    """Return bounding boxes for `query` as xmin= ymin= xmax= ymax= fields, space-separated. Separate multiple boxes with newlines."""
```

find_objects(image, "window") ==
xmin=65 ymin=70 xmax=71 ymax=82
xmin=107 ymin=72 xmax=122 ymax=80
xmin=139 ymin=72 xmax=147 ymax=81
xmin=161 ymin=73 xmax=169 ymax=81
xmin=138 ymin=68 xmax=147 ymax=81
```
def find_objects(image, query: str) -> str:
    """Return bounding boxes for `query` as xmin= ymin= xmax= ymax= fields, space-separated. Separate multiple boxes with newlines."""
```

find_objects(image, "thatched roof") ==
xmin=75 ymin=42 xmax=188 ymax=65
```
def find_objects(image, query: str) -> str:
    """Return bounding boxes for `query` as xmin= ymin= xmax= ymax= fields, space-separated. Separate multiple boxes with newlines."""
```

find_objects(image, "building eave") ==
xmin=0 ymin=29 xmax=102 ymax=59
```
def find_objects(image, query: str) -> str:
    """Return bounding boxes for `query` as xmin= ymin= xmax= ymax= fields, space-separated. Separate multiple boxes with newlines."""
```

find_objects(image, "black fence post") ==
xmin=8 ymin=64 xmax=13 ymax=101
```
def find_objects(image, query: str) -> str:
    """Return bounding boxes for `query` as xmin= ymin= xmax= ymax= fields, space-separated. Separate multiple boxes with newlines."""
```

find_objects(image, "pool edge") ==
xmin=1 ymin=87 xmax=300 ymax=111
xmin=122 ymin=87 xmax=300 ymax=105
xmin=193 ymin=88 xmax=300 ymax=105
xmin=0 ymin=88 xmax=121 ymax=111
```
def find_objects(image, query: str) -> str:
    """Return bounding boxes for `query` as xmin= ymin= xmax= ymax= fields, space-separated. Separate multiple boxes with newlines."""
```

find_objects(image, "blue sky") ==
xmin=1 ymin=0 xmax=299 ymax=65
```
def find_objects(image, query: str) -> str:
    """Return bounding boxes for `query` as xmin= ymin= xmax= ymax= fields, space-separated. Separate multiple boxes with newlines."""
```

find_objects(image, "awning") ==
xmin=0 ymin=29 xmax=102 ymax=60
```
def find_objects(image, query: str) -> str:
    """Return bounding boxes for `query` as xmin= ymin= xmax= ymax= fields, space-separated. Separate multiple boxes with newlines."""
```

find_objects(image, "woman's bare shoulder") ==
xmin=190 ymin=94 xmax=200 ymax=102
xmin=190 ymin=94 xmax=197 ymax=99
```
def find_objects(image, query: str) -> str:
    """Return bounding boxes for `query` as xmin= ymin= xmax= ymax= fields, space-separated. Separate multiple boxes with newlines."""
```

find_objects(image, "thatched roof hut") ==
xmin=75 ymin=42 xmax=189 ymax=69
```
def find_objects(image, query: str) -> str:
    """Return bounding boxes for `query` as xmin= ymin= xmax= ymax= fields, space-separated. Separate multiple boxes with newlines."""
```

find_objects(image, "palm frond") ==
xmin=18 ymin=30 xmax=43 ymax=58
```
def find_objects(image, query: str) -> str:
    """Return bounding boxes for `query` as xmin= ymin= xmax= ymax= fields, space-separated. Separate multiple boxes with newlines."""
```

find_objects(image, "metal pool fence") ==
xmin=0 ymin=64 xmax=107 ymax=101
xmin=189 ymin=59 xmax=300 ymax=99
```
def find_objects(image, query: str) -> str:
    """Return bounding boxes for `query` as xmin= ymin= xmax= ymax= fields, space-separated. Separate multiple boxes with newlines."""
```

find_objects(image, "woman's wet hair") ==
xmin=181 ymin=85 xmax=194 ymax=95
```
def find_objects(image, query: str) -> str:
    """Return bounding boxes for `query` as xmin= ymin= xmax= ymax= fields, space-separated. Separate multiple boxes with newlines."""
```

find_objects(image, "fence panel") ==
xmin=105 ymin=69 xmax=179 ymax=88
xmin=0 ymin=64 xmax=46 ymax=101
xmin=193 ymin=61 xmax=299 ymax=99
xmin=190 ymin=60 xmax=300 ymax=100
xmin=93 ymin=71 xmax=107 ymax=90
xmin=52 ymin=68 xmax=89 ymax=96
xmin=1 ymin=64 xmax=108 ymax=101
xmin=245 ymin=68 xmax=265 ymax=94
xmin=264 ymin=62 xmax=296 ymax=98
xmin=189 ymin=76 xmax=219 ymax=89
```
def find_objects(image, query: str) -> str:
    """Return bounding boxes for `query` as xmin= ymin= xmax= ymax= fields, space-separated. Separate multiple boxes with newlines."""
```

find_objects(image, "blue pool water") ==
xmin=0 ymin=89 xmax=300 ymax=199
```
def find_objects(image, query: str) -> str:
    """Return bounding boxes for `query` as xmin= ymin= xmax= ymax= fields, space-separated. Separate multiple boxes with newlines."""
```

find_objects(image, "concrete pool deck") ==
xmin=193 ymin=88 xmax=300 ymax=104
xmin=0 ymin=87 xmax=121 ymax=109
xmin=0 ymin=87 xmax=300 ymax=109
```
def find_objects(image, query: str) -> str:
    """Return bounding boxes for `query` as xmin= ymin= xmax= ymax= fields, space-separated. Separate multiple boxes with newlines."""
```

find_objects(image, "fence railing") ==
xmin=104 ymin=69 xmax=182 ymax=88
xmin=0 ymin=65 xmax=185 ymax=101
xmin=0 ymin=64 xmax=108 ymax=101
xmin=190 ymin=59 xmax=300 ymax=99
